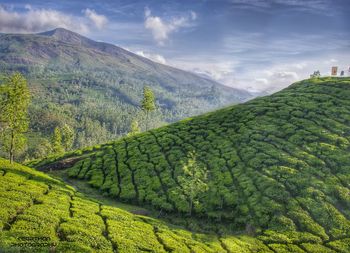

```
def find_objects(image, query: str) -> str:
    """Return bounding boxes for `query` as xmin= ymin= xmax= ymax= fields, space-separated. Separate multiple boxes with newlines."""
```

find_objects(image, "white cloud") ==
xmin=323 ymin=58 xmax=338 ymax=64
xmin=190 ymin=11 xmax=197 ymax=20
xmin=265 ymin=70 xmax=299 ymax=80
xmin=83 ymin=8 xmax=108 ymax=29
xmin=229 ymin=0 xmax=270 ymax=8
xmin=230 ymin=0 xmax=330 ymax=9
xmin=144 ymin=7 xmax=151 ymax=17
xmin=274 ymin=0 xmax=329 ymax=11
xmin=24 ymin=4 xmax=32 ymax=10
xmin=234 ymin=56 xmax=350 ymax=93
xmin=169 ymin=57 xmax=240 ymax=84
xmin=254 ymin=78 xmax=269 ymax=85
xmin=263 ymin=70 xmax=299 ymax=91
xmin=215 ymin=31 xmax=350 ymax=92
xmin=292 ymin=62 xmax=308 ymax=69
xmin=144 ymin=7 xmax=196 ymax=45
xmin=135 ymin=50 xmax=167 ymax=64
xmin=229 ymin=0 xmax=333 ymax=14
xmin=0 ymin=6 xmax=107 ymax=34
xmin=218 ymin=67 xmax=301 ymax=93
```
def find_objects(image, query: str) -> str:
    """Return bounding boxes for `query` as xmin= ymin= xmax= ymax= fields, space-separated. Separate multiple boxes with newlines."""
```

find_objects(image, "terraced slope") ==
xmin=31 ymin=77 xmax=350 ymax=252
xmin=1 ymin=158 xmax=278 ymax=252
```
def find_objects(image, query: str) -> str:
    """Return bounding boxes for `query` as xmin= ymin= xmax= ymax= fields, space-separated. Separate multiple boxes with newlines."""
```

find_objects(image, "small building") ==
xmin=331 ymin=66 xmax=338 ymax=76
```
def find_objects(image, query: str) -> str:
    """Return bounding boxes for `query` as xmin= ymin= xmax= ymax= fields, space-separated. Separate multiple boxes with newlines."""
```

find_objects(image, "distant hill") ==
xmin=31 ymin=77 xmax=350 ymax=252
xmin=0 ymin=28 xmax=252 ymax=159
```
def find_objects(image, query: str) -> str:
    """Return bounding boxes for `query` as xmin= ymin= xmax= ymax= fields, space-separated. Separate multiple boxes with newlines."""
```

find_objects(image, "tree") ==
xmin=52 ymin=127 xmax=64 ymax=154
xmin=141 ymin=86 xmax=156 ymax=112
xmin=310 ymin=70 xmax=321 ymax=78
xmin=176 ymin=152 xmax=208 ymax=216
xmin=141 ymin=86 xmax=156 ymax=130
xmin=208 ymin=85 xmax=220 ymax=102
xmin=33 ymin=139 xmax=52 ymax=159
xmin=128 ymin=119 xmax=140 ymax=136
xmin=61 ymin=124 xmax=75 ymax=151
xmin=0 ymin=73 xmax=30 ymax=163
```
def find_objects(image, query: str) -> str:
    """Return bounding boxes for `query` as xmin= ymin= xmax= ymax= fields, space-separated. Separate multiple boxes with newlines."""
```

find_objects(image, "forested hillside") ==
xmin=0 ymin=28 xmax=251 ymax=160
xmin=31 ymin=77 xmax=350 ymax=252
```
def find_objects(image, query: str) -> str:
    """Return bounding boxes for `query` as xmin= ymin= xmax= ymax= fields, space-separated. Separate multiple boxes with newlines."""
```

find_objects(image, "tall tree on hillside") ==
xmin=128 ymin=119 xmax=140 ymax=136
xmin=141 ymin=86 xmax=156 ymax=130
xmin=33 ymin=139 xmax=52 ymax=159
xmin=176 ymin=152 xmax=208 ymax=216
xmin=52 ymin=127 xmax=64 ymax=154
xmin=61 ymin=124 xmax=75 ymax=151
xmin=0 ymin=73 xmax=30 ymax=163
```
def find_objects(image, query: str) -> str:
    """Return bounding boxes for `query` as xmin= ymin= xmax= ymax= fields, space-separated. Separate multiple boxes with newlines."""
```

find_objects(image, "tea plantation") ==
xmin=0 ymin=158 xmax=279 ymax=252
xmin=27 ymin=77 xmax=350 ymax=252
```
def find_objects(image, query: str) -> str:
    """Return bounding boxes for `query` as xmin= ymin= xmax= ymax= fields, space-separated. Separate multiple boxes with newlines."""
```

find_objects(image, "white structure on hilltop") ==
xmin=330 ymin=66 xmax=350 ymax=77
xmin=331 ymin=66 xmax=338 ymax=76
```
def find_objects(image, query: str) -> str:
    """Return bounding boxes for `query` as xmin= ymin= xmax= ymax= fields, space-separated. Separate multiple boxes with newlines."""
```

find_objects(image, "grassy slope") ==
xmin=1 ymin=158 xmax=276 ymax=253
xmin=28 ymin=77 xmax=350 ymax=252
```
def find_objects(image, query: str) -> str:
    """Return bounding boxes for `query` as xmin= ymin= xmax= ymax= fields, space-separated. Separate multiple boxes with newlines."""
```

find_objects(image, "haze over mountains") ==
xmin=0 ymin=28 xmax=253 ymax=159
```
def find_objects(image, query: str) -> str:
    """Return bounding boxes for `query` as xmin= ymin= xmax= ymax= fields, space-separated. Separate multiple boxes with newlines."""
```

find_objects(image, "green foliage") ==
xmin=0 ymin=158 xmax=276 ymax=252
xmin=0 ymin=30 xmax=250 ymax=161
xmin=52 ymin=127 xmax=64 ymax=154
xmin=174 ymin=152 xmax=208 ymax=216
xmin=33 ymin=139 xmax=52 ymax=159
xmin=128 ymin=119 xmax=141 ymax=136
xmin=141 ymin=86 xmax=156 ymax=113
xmin=141 ymin=86 xmax=157 ymax=131
xmin=61 ymin=124 xmax=75 ymax=151
xmin=32 ymin=77 xmax=350 ymax=250
xmin=0 ymin=72 xmax=30 ymax=162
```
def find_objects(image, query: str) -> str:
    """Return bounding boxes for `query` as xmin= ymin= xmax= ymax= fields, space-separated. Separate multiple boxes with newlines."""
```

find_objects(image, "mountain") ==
xmin=1 ymin=28 xmax=249 ymax=101
xmin=30 ymin=77 xmax=350 ymax=252
xmin=0 ymin=28 xmax=252 ymax=160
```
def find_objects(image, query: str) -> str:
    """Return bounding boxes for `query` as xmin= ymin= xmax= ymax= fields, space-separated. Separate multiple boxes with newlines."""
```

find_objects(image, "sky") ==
xmin=0 ymin=0 xmax=349 ymax=93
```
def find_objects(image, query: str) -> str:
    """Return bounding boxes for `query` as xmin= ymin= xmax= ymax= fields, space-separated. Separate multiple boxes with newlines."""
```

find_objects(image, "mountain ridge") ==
xmin=3 ymin=27 xmax=248 ymax=95
xmin=0 ymin=28 xmax=252 ymax=160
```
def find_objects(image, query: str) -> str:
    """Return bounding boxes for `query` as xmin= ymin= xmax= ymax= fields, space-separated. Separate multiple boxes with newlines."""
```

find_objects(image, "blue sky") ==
xmin=0 ymin=0 xmax=349 ymax=92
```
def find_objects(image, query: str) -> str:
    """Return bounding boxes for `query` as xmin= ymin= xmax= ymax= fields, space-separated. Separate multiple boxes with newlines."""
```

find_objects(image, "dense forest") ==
xmin=0 ymin=28 xmax=252 ymax=161
xmin=30 ymin=78 xmax=350 ymax=252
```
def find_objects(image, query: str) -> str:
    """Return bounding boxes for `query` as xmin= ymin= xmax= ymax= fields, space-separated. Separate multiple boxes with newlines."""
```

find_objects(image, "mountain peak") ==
xmin=38 ymin=27 xmax=76 ymax=36
xmin=37 ymin=28 xmax=89 ymax=44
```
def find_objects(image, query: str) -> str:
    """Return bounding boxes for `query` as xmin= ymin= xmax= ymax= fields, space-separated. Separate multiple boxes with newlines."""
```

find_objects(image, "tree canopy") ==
xmin=0 ymin=73 xmax=30 ymax=162
xmin=175 ymin=152 xmax=208 ymax=216
xmin=141 ymin=86 xmax=156 ymax=112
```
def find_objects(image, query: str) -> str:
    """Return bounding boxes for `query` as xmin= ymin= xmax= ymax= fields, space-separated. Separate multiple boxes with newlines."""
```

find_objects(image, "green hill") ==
xmin=0 ymin=28 xmax=252 ymax=160
xmin=0 ymin=158 xmax=306 ymax=253
xmin=29 ymin=77 xmax=350 ymax=252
